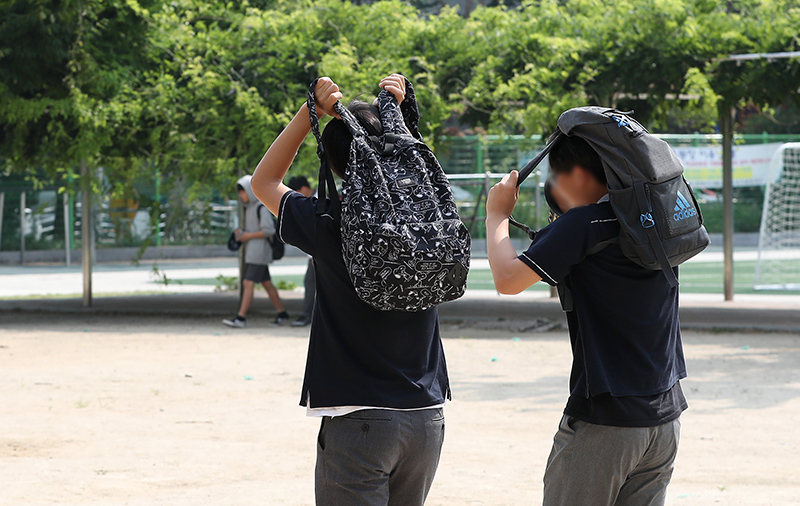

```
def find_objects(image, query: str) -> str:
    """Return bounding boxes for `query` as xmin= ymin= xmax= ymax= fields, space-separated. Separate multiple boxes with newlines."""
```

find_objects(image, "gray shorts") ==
xmin=244 ymin=263 xmax=271 ymax=283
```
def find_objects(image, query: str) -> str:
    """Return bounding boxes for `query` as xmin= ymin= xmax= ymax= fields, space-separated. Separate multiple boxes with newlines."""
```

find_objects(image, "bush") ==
xmin=696 ymin=187 xmax=764 ymax=234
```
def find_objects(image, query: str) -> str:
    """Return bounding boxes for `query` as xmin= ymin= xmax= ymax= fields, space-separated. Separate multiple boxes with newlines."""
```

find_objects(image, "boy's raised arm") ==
xmin=251 ymin=78 xmax=342 ymax=216
xmin=485 ymin=170 xmax=542 ymax=294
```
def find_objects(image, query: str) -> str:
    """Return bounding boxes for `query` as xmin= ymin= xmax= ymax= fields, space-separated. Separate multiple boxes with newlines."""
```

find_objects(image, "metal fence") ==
xmin=3 ymin=133 xmax=800 ymax=263
xmin=437 ymin=133 xmax=800 ymax=175
xmin=0 ymin=177 xmax=239 ymax=264
xmin=437 ymin=133 xmax=800 ymax=239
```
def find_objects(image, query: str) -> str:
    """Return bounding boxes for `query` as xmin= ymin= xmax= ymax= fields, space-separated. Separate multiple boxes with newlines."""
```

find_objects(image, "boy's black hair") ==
xmin=321 ymin=100 xmax=382 ymax=178
xmin=287 ymin=176 xmax=311 ymax=191
xmin=236 ymin=184 xmax=245 ymax=192
xmin=548 ymin=130 xmax=607 ymax=185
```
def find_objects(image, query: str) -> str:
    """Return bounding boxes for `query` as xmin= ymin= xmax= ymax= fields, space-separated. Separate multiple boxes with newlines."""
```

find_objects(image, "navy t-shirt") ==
xmin=518 ymin=201 xmax=687 ymax=427
xmin=276 ymin=191 xmax=450 ymax=409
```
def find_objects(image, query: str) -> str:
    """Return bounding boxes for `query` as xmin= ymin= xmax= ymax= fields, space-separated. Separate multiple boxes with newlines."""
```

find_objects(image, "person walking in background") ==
xmin=286 ymin=176 xmax=315 ymax=327
xmin=223 ymin=175 xmax=290 ymax=328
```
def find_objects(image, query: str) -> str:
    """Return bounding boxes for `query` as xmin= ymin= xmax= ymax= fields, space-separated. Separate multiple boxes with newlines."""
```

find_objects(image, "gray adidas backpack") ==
xmin=514 ymin=106 xmax=710 ymax=287
xmin=306 ymin=78 xmax=471 ymax=311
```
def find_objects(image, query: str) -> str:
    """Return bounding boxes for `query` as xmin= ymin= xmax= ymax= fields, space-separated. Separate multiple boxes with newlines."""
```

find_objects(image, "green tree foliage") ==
xmin=704 ymin=0 xmax=800 ymax=112
xmin=133 ymin=0 xmax=457 ymax=194
xmin=0 ymin=0 xmax=157 ymax=189
xmin=2 ymin=0 xmax=798 ymax=197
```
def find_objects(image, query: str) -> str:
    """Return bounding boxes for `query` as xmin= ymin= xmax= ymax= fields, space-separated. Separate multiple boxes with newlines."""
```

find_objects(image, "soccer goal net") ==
xmin=754 ymin=143 xmax=800 ymax=290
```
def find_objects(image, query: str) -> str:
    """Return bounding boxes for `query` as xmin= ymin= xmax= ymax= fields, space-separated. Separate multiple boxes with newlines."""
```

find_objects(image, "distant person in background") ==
xmin=223 ymin=175 xmax=290 ymax=328
xmin=287 ymin=176 xmax=315 ymax=327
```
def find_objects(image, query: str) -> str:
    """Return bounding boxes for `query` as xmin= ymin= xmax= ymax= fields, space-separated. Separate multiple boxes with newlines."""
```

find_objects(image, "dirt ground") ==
xmin=1 ymin=313 xmax=799 ymax=506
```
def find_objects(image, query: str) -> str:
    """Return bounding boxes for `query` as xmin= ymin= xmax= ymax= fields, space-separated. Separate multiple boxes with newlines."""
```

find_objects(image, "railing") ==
xmin=445 ymin=172 xmax=547 ymax=240
xmin=3 ymin=132 xmax=800 ymax=263
xmin=437 ymin=133 xmax=800 ymax=174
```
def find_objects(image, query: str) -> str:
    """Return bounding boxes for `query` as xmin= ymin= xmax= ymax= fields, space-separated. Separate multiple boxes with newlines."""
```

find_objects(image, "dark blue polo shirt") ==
xmin=276 ymin=190 xmax=450 ymax=409
xmin=518 ymin=201 xmax=687 ymax=427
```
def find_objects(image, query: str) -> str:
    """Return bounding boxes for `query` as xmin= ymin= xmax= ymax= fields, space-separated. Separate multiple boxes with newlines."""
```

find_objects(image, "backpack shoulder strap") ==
xmin=632 ymin=181 xmax=679 ymax=287
xmin=586 ymin=236 xmax=619 ymax=255
xmin=255 ymin=203 xmax=275 ymax=234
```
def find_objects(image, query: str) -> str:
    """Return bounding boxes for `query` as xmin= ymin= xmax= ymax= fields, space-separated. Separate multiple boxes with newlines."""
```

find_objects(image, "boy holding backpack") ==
xmin=222 ymin=175 xmax=289 ymax=328
xmin=250 ymin=75 xmax=458 ymax=506
xmin=486 ymin=117 xmax=706 ymax=505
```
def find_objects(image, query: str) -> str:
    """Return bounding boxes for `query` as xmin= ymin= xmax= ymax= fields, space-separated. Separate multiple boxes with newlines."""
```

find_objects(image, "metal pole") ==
xmin=67 ymin=170 xmax=75 ymax=265
xmin=721 ymin=106 xmax=735 ymax=301
xmin=19 ymin=191 xmax=25 ymax=265
xmin=81 ymin=162 xmax=92 ymax=307
xmin=717 ymin=50 xmax=800 ymax=62
xmin=483 ymin=170 xmax=496 ymax=260
xmin=0 ymin=191 xmax=4 ymax=251
xmin=476 ymin=137 xmax=484 ymax=173
xmin=534 ymin=170 xmax=542 ymax=229
xmin=466 ymin=183 xmax=485 ymax=234
xmin=63 ymin=192 xmax=71 ymax=266
xmin=483 ymin=171 xmax=491 ymax=209
xmin=154 ymin=170 xmax=162 ymax=247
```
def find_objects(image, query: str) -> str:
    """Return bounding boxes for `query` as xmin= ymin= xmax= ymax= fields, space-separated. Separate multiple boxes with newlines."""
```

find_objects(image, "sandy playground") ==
xmin=1 ymin=313 xmax=799 ymax=506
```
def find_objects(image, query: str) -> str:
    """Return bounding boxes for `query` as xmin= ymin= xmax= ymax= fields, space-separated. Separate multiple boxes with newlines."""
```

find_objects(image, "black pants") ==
xmin=315 ymin=408 xmax=445 ymax=506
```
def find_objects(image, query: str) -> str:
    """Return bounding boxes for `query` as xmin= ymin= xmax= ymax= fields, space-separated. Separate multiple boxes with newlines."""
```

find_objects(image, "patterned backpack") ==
xmin=307 ymin=78 xmax=471 ymax=311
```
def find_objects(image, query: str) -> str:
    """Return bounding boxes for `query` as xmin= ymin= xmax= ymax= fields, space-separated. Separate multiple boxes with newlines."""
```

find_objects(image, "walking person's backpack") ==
xmin=514 ymin=106 xmax=710 ymax=287
xmin=227 ymin=205 xmax=284 ymax=261
xmin=257 ymin=204 xmax=285 ymax=261
xmin=306 ymin=78 xmax=471 ymax=311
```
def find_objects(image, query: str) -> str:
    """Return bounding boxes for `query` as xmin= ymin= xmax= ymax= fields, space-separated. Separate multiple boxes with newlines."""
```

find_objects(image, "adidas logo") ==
xmin=673 ymin=191 xmax=697 ymax=221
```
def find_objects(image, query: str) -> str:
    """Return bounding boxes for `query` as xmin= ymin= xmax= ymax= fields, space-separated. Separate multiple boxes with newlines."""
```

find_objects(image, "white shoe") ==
xmin=222 ymin=316 xmax=246 ymax=328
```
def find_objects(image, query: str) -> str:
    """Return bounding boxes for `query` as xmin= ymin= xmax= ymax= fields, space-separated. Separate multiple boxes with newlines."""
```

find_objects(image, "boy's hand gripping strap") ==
xmin=374 ymin=76 xmax=422 ymax=140
xmin=307 ymin=79 xmax=367 ymax=217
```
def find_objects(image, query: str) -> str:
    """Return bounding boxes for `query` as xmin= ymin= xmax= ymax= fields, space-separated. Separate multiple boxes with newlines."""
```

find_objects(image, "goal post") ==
xmin=754 ymin=143 xmax=800 ymax=290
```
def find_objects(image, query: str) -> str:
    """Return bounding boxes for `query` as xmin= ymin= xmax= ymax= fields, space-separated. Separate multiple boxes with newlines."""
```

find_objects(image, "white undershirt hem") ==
xmin=306 ymin=402 xmax=446 ymax=418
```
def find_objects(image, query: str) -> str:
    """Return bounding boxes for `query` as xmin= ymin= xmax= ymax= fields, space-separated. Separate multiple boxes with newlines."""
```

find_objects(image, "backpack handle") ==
xmin=304 ymin=77 xmax=421 ymax=217
xmin=516 ymin=130 xmax=564 ymax=187
xmin=508 ymin=130 xmax=565 ymax=239
xmin=376 ymin=76 xmax=422 ymax=140
xmin=400 ymin=78 xmax=422 ymax=140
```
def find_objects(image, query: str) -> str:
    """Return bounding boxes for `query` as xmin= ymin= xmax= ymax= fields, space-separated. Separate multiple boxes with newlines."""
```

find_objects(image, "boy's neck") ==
xmin=576 ymin=185 xmax=608 ymax=207
xmin=589 ymin=183 xmax=608 ymax=203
